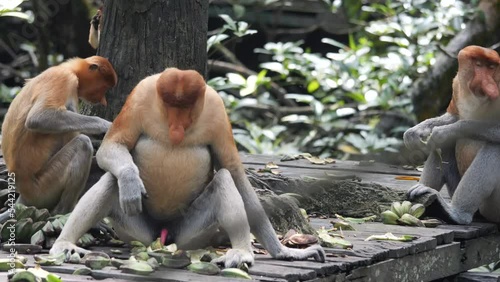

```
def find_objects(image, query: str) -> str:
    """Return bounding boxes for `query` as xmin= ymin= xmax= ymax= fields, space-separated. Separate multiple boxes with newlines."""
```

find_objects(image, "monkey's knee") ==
xmin=209 ymin=169 xmax=237 ymax=192
xmin=73 ymin=134 xmax=94 ymax=155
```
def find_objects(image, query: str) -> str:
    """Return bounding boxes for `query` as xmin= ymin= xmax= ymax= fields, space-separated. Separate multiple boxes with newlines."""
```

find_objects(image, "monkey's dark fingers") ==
xmin=95 ymin=221 xmax=118 ymax=238
xmin=211 ymin=249 xmax=255 ymax=268
xmin=407 ymin=184 xmax=436 ymax=200
xmin=304 ymin=245 xmax=326 ymax=262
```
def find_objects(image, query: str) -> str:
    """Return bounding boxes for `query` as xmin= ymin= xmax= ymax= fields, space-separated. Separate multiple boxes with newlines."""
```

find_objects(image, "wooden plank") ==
xmin=255 ymin=255 xmax=341 ymax=276
xmin=353 ymin=222 xmax=455 ymax=245
xmin=248 ymin=263 xmax=317 ymax=281
xmin=241 ymin=154 xmax=421 ymax=177
xmin=456 ymin=272 xmax=500 ymax=282
xmin=343 ymin=234 xmax=437 ymax=258
xmin=41 ymin=263 xmax=254 ymax=282
xmin=432 ymin=222 xmax=498 ymax=240
xmin=347 ymin=234 xmax=500 ymax=282
xmin=324 ymin=253 xmax=373 ymax=269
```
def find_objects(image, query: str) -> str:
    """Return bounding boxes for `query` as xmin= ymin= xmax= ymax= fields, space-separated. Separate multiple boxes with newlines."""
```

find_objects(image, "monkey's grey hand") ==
xmin=427 ymin=124 xmax=458 ymax=149
xmin=211 ymin=248 xmax=255 ymax=268
xmin=117 ymin=170 xmax=148 ymax=215
xmin=50 ymin=240 xmax=90 ymax=262
xmin=407 ymin=183 xmax=438 ymax=200
xmin=403 ymin=125 xmax=432 ymax=150
xmin=275 ymin=244 xmax=325 ymax=262
xmin=79 ymin=117 xmax=111 ymax=135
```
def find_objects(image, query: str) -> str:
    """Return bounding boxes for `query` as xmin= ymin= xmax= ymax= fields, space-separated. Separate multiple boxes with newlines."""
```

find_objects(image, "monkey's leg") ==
xmin=410 ymin=144 xmax=499 ymax=224
xmin=31 ymin=134 xmax=93 ymax=214
xmin=174 ymin=169 xmax=253 ymax=268
xmin=50 ymin=172 xmax=155 ymax=257
xmin=408 ymin=145 xmax=460 ymax=198
xmin=50 ymin=172 xmax=116 ymax=257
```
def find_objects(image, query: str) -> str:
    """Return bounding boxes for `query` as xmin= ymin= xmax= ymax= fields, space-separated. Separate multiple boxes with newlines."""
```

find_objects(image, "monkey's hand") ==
xmin=275 ymin=244 xmax=325 ymax=262
xmin=427 ymin=124 xmax=458 ymax=149
xmin=117 ymin=169 xmax=148 ymax=215
xmin=403 ymin=124 xmax=432 ymax=150
xmin=407 ymin=183 xmax=439 ymax=201
xmin=211 ymin=248 xmax=255 ymax=268
xmin=50 ymin=240 xmax=90 ymax=262
xmin=89 ymin=118 xmax=112 ymax=135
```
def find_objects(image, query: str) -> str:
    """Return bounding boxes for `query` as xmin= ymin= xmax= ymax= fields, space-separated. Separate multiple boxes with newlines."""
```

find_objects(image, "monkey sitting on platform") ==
xmin=49 ymin=68 xmax=325 ymax=267
xmin=0 ymin=56 xmax=117 ymax=222
xmin=404 ymin=45 xmax=500 ymax=224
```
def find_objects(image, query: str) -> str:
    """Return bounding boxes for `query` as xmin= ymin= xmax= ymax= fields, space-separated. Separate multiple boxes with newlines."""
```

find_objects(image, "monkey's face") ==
xmin=77 ymin=56 xmax=118 ymax=106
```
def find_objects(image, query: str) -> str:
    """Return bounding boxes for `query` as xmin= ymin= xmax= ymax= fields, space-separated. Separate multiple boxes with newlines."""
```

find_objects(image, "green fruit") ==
xmin=400 ymin=201 xmax=412 ymax=215
xmin=0 ymin=258 xmax=24 ymax=271
xmin=187 ymin=262 xmax=220 ymax=275
xmin=221 ymin=268 xmax=252 ymax=279
xmin=16 ymin=218 xmax=33 ymax=242
xmin=421 ymin=218 xmax=441 ymax=228
xmin=390 ymin=202 xmax=402 ymax=217
xmin=73 ymin=267 xmax=93 ymax=276
xmin=381 ymin=210 xmax=399 ymax=225
xmin=11 ymin=271 xmax=37 ymax=282
xmin=398 ymin=213 xmax=424 ymax=227
xmin=409 ymin=204 xmax=425 ymax=218
xmin=31 ymin=230 xmax=45 ymax=246
xmin=121 ymin=261 xmax=154 ymax=275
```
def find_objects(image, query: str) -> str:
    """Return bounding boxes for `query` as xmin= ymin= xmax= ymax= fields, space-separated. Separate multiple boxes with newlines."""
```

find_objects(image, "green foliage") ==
xmin=0 ymin=0 xmax=31 ymax=20
xmin=209 ymin=0 xmax=476 ymax=158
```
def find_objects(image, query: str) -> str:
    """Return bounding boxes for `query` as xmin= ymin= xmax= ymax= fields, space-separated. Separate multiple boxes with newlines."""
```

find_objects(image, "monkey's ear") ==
xmin=89 ymin=64 xmax=99 ymax=71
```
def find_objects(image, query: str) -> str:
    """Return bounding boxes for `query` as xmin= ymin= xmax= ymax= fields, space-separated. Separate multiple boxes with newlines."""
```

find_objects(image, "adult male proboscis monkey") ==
xmin=50 ymin=68 xmax=325 ymax=267
xmin=404 ymin=45 xmax=500 ymax=224
xmin=0 ymin=56 xmax=117 ymax=223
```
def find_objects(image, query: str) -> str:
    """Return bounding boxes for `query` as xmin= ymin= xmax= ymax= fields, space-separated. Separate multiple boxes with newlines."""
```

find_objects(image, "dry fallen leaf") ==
xmin=395 ymin=176 xmax=420 ymax=181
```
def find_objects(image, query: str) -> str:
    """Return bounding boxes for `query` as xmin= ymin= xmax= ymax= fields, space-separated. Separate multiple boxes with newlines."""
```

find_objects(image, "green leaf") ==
xmin=321 ymin=38 xmax=348 ymax=49
xmin=219 ymin=14 xmax=237 ymax=30
xmin=307 ymin=80 xmax=320 ymax=93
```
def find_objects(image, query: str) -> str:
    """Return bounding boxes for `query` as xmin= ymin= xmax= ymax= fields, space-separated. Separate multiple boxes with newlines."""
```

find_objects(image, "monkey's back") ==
xmin=1 ymin=68 xmax=78 ymax=186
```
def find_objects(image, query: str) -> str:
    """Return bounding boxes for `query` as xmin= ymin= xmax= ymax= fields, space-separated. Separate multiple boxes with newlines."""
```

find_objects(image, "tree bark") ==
xmin=82 ymin=0 xmax=209 ymax=120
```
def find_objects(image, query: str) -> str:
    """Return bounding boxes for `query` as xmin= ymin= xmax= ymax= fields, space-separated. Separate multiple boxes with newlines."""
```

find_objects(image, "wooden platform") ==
xmin=1 ymin=153 xmax=499 ymax=281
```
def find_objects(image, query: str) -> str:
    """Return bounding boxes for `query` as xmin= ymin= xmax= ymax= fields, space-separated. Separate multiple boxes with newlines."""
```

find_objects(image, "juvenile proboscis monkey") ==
xmin=88 ymin=8 xmax=101 ymax=49
xmin=404 ymin=45 xmax=500 ymax=224
xmin=49 ymin=68 xmax=325 ymax=267
xmin=0 ymin=56 xmax=117 ymax=222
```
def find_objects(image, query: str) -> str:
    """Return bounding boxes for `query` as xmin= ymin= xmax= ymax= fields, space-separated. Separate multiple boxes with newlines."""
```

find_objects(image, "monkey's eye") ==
xmin=488 ymin=64 xmax=496 ymax=69
xmin=89 ymin=64 xmax=99 ymax=71
xmin=475 ymin=61 xmax=482 ymax=67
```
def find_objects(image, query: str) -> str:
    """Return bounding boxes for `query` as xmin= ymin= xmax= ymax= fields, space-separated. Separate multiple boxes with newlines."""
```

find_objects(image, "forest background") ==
xmin=1 ymin=0 xmax=499 ymax=165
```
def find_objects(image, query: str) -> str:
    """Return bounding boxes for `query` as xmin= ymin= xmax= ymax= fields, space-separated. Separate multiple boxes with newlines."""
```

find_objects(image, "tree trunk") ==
xmin=82 ymin=0 xmax=209 ymax=120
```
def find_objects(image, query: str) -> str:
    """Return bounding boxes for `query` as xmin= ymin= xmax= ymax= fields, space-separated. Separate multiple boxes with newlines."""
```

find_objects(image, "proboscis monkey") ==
xmin=49 ymin=68 xmax=325 ymax=267
xmin=404 ymin=45 xmax=500 ymax=224
xmin=88 ymin=8 xmax=101 ymax=49
xmin=0 ymin=56 xmax=117 ymax=223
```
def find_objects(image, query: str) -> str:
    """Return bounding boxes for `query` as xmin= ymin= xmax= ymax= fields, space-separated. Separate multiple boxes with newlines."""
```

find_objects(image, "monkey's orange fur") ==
xmin=1 ymin=56 xmax=116 ymax=206
xmin=102 ymin=68 xmax=237 ymax=218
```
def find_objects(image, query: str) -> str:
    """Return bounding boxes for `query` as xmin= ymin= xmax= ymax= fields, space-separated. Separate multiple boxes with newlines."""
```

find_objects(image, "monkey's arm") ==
xmin=403 ymin=112 xmax=458 ymax=150
xmin=210 ymin=94 xmax=324 ymax=262
xmin=25 ymin=103 xmax=110 ymax=135
xmin=428 ymin=120 xmax=500 ymax=148
xmin=96 ymin=106 xmax=147 ymax=215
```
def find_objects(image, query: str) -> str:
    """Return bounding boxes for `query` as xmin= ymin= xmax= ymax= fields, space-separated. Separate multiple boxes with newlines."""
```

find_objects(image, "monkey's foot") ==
xmin=276 ymin=244 xmax=326 ymax=263
xmin=407 ymin=184 xmax=438 ymax=200
xmin=211 ymin=248 xmax=255 ymax=268
xmin=50 ymin=240 xmax=90 ymax=261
